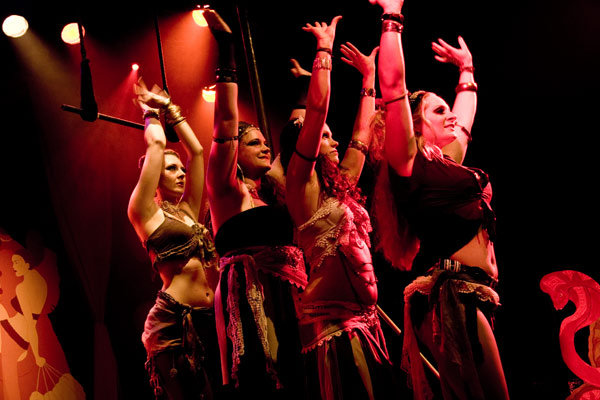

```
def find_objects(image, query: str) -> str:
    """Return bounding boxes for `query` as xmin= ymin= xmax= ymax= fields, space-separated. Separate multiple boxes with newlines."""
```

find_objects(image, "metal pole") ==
xmin=61 ymin=104 xmax=144 ymax=130
xmin=153 ymin=13 xmax=178 ymax=143
xmin=235 ymin=2 xmax=272 ymax=159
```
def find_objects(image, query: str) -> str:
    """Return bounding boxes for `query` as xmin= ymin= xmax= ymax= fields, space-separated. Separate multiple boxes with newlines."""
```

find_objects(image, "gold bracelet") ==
xmin=348 ymin=139 xmax=369 ymax=155
xmin=455 ymin=82 xmax=478 ymax=94
xmin=164 ymin=103 xmax=186 ymax=127
xmin=312 ymin=56 xmax=332 ymax=70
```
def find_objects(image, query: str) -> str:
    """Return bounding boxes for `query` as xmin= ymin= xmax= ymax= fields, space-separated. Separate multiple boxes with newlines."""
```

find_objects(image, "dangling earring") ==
xmin=236 ymin=163 xmax=245 ymax=181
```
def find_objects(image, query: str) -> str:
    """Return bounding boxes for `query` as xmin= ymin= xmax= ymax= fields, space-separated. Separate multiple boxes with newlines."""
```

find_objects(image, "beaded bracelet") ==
xmin=459 ymin=65 xmax=475 ymax=73
xmin=348 ymin=139 xmax=369 ymax=155
xmin=316 ymin=47 xmax=333 ymax=55
xmin=455 ymin=82 xmax=478 ymax=93
xmin=360 ymin=88 xmax=376 ymax=97
xmin=313 ymin=56 xmax=332 ymax=70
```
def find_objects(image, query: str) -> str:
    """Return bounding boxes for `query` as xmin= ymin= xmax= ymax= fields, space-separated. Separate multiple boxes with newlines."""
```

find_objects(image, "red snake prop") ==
xmin=540 ymin=270 xmax=600 ymax=399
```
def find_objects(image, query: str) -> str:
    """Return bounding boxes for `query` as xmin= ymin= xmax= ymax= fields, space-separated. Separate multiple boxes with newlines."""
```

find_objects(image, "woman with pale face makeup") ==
xmin=203 ymin=9 xmax=308 ymax=399
xmin=281 ymin=15 xmax=402 ymax=400
xmin=369 ymin=0 xmax=509 ymax=399
xmin=127 ymin=79 xmax=222 ymax=399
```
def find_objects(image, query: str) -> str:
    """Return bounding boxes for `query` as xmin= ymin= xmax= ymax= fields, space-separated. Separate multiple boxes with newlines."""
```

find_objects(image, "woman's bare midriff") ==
xmin=450 ymin=227 xmax=498 ymax=280
xmin=159 ymin=257 xmax=218 ymax=307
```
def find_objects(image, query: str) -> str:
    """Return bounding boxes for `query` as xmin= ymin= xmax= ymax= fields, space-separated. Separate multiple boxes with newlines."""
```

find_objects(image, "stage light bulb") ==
xmin=61 ymin=23 xmax=84 ymax=45
xmin=2 ymin=15 xmax=29 ymax=38
xmin=192 ymin=10 xmax=208 ymax=27
xmin=202 ymin=85 xmax=216 ymax=103
xmin=131 ymin=63 xmax=139 ymax=71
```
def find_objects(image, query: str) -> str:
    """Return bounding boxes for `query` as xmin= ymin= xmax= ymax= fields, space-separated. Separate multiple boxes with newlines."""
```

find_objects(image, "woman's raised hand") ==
xmin=369 ymin=0 xmax=404 ymax=13
xmin=432 ymin=36 xmax=473 ymax=69
xmin=133 ymin=77 xmax=170 ymax=110
xmin=302 ymin=15 xmax=342 ymax=48
xmin=340 ymin=42 xmax=379 ymax=77
xmin=289 ymin=58 xmax=312 ymax=78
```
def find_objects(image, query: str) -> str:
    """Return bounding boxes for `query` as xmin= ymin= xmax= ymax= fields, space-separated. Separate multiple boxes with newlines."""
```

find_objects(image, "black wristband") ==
xmin=316 ymin=47 xmax=333 ymax=55
xmin=381 ymin=13 xmax=404 ymax=24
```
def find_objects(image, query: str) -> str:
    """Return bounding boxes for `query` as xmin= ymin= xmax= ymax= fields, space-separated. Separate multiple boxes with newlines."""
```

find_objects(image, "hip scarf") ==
xmin=402 ymin=266 xmax=501 ymax=400
xmin=142 ymin=290 xmax=214 ymax=396
xmin=299 ymin=301 xmax=388 ymax=360
xmin=215 ymin=245 xmax=307 ymax=387
xmin=299 ymin=301 xmax=391 ymax=400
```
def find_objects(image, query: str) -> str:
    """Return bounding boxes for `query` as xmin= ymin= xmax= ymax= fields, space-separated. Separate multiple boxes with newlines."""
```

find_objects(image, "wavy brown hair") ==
xmin=279 ymin=117 xmax=364 ymax=206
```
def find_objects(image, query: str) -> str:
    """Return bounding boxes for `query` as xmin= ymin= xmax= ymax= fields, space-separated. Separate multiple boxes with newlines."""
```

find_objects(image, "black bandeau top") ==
xmin=214 ymin=205 xmax=295 ymax=256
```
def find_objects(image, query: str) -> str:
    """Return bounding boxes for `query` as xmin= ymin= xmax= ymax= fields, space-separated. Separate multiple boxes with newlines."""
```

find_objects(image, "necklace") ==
xmin=160 ymin=200 xmax=184 ymax=219
xmin=246 ymin=184 xmax=259 ymax=199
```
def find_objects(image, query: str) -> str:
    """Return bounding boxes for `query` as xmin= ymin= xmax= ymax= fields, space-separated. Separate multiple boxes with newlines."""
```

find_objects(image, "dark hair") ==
xmin=258 ymin=173 xmax=286 ymax=207
xmin=238 ymin=121 xmax=260 ymax=142
xmin=279 ymin=117 xmax=303 ymax=174
xmin=279 ymin=117 xmax=364 ymax=205
xmin=318 ymin=155 xmax=365 ymax=206
xmin=13 ymin=248 xmax=34 ymax=269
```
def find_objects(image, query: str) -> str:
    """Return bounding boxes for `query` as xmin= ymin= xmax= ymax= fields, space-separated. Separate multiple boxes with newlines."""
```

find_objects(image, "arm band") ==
xmin=213 ymin=136 xmax=239 ymax=144
xmin=348 ymin=139 xmax=369 ymax=155
xmin=294 ymin=147 xmax=318 ymax=162
xmin=455 ymin=82 xmax=478 ymax=93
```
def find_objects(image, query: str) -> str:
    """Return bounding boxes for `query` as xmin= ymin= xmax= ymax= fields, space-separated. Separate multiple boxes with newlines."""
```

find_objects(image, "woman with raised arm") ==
xmin=128 ymin=79 xmax=221 ymax=399
xmin=280 ymin=16 xmax=400 ymax=400
xmin=369 ymin=0 xmax=510 ymax=399
xmin=203 ymin=9 xmax=308 ymax=400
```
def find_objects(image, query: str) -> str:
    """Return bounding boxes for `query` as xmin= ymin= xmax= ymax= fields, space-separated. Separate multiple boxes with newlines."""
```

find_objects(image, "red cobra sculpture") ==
xmin=540 ymin=270 xmax=600 ymax=398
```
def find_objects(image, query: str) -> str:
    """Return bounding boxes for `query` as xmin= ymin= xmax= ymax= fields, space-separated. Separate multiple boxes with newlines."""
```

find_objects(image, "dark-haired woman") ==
xmin=203 ymin=10 xmax=307 ymax=399
xmin=281 ymin=15 xmax=400 ymax=400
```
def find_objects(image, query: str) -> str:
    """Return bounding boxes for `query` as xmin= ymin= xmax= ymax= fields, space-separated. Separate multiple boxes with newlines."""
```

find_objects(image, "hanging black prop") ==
xmin=61 ymin=12 xmax=180 ymax=140
xmin=154 ymin=15 xmax=178 ymax=143
xmin=62 ymin=18 xmax=143 ymax=129
xmin=78 ymin=21 xmax=98 ymax=122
